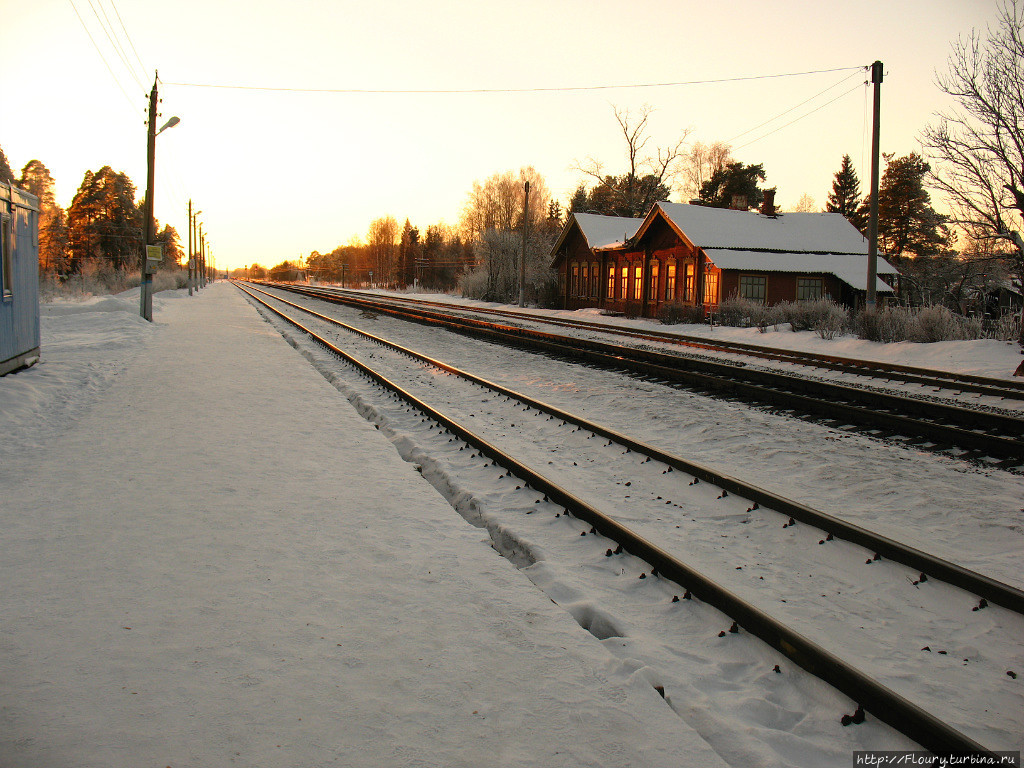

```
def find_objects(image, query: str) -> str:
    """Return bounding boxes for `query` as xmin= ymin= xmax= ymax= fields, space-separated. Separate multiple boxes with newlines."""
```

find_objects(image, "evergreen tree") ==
xmin=398 ymin=219 xmax=420 ymax=288
xmin=568 ymin=184 xmax=588 ymax=214
xmin=18 ymin=159 xmax=68 ymax=273
xmin=154 ymin=225 xmax=184 ymax=268
xmin=865 ymin=153 xmax=949 ymax=258
xmin=66 ymin=167 xmax=142 ymax=273
xmin=826 ymin=154 xmax=867 ymax=231
xmin=0 ymin=146 xmax=14 ymax=185
xmin=698 ymin=162 xmax=767 ymax=209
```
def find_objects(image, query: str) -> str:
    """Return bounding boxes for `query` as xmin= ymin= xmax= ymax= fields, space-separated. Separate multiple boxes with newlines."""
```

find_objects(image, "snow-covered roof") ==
xmin=704 ymin=249 xmax=897 ymax=293
xmin=653 ymin=202 xmax=871 ymax=254
xmin=552 ymin=212 xmax=644 ymax=256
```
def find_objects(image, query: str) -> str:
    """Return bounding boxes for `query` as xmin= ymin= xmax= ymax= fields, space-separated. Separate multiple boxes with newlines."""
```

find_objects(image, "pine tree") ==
xmin=18 ymin=160 xmax=68 ymax=273
xmin=826 ymin=154 xmax=867 ymax=231
xmin=869 ymin=153 xmax=949 ymax=258
xmin=698 ymin=162 xmax=767 ymax=209
xmin=0 ymin=146 xmax=14 ymax=185
xmin=66 ymin=167 xmax=142 ymax=273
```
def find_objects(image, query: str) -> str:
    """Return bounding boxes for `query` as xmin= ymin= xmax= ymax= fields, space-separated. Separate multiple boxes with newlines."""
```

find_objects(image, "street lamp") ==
xmin=141 ymin=74 xmax=180 ymax=321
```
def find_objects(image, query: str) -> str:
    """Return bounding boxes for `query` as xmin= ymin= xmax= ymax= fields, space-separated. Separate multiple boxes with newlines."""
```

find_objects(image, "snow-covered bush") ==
xmin=855 ymin=306 xmax=912 ymax=343
xmin=657 ymin=303 xmax=703 ymax=325
xmin=986 ymin=312 xmax=1022 ymax=342
xmin=855 ymin=304 xmax=983 ymax=343
xmin=715 ymin=296 xmax=777 ymax=328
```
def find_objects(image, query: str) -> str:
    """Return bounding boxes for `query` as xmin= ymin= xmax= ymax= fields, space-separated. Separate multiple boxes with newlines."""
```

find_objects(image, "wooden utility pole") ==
xmin=140 ymin=76 xmax=158 ymax=321
xmin=866 ymin=61 xmax=883 ymax=309
xmin=187 ymin=199 xmax=193 ymax=296
xmin=520 ymin=180 xmax=529 ymax=308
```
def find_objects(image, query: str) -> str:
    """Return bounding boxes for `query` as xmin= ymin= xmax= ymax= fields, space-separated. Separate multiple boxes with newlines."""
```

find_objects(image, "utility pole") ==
xmin=187 ymin=199 xmax=193 ymax=296
xmin=866 ymin=60 xmax=883 ymax=309
xmin=520 ymin=180 xmax=529 ymax=308
xmin=140 ymin=76 xmax=158 ymax=321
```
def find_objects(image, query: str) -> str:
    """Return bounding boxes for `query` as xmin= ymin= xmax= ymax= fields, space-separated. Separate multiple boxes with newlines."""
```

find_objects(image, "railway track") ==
xmin=255 ymin=282 xmax=1024 ymax=468
xmin=236 ymin=281 xmax=1023 ymax=759
xmin=260 ymin=281 xmax=1024 ymax=402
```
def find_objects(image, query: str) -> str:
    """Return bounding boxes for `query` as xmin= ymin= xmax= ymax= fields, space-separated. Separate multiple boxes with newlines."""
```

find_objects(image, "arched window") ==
xmin=632 ymin=263 xmax=643 ymax=300
xmin=570 ymin=262 xmax=579 ymax=297
xmin=649 ymin=260 xmax=660 ymax=301
xmin=620 ymin=265 xmax=629 ymax=299
xmin=591 ymin=262 xmax=600 ymax=297
xmin=607 ymin=265 xmax=615 ymax=299
xmin=665 ymin=263 xmax=677 ymax=301
xmin=684 ymin=263 xmax=695 ymax=301
xmin=581 ymin=262 xmax=589 ymax=298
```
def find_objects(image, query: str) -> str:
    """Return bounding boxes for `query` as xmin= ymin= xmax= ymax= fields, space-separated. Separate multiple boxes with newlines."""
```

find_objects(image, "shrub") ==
xmin=986 ymin=312 xmax=1022 ymax=342
xmin=855 ymin=304 xmax=984 ymax=343
xmin=658 ymin=303 xmax=704 ymax=325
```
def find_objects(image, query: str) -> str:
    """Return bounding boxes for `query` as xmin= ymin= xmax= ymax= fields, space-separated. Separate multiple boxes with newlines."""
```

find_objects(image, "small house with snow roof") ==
xmin=550 ymin=200 xmax=898 ymax=318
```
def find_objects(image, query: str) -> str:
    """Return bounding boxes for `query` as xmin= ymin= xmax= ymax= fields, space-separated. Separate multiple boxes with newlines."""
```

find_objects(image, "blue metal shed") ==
xmin=1 ymin=182 xmax=40 ymax=376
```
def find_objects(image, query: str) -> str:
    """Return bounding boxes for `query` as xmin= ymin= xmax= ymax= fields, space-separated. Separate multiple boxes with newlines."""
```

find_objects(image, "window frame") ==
xmin=738 ymin=274 xmax=767 ymax=303
xmin=703 ymin=271 xmax=720 ymax=305
xmin=1 ymin=213 xmax=13 ymax=299
xmin=665 ymin=263 xmax=676 ymax=301
xmin=796 ymin=276 xmax=824 ymax=301
xmin=683 ymin=263 xmax=694 ymax=302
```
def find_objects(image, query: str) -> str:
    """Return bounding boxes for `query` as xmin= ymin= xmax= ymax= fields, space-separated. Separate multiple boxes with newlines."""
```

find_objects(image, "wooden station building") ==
xmin=551 ymin=200 xmax=898 ymax=318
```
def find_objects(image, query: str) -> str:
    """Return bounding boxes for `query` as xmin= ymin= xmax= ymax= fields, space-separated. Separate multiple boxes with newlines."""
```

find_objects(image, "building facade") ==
xmin=552 ymin=202 xmax=898 ymax=318
xmin=1 ymin=183 xmax=40 ymax=375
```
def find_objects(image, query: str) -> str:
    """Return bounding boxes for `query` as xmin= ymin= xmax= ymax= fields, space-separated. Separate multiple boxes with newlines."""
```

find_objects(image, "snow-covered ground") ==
xmin=2 ymin=283 xmax=1021 ymax=767
xmin=358 ymin=286 xmax=1024 ymax=383
xmin=0 ymin=284 xmax=725 ymax=768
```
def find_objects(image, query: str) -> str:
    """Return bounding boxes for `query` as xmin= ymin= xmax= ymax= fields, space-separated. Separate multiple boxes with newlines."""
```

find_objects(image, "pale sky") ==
xmin=2 ymin=0 xmax=1004 ymax=271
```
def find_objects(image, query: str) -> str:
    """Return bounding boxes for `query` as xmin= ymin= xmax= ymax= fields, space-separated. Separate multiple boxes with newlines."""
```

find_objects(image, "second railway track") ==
xmin=237 ymin=281 xmax=1024 ymax=761
xmin=257 ymin=282 xmax=1024 ymax=468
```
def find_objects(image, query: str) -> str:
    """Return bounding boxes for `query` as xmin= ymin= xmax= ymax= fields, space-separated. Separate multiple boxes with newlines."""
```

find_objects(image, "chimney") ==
xmin=730 ymin=194 xmax=748 ymax=210
xmin=760 ymin=189 xmax=777 ymax=217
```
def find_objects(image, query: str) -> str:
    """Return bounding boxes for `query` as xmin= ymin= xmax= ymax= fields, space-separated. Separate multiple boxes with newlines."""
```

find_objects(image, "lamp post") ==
xmin=141 ymin=73 xmax=179 ymax=321
xmin=188 ymin=202 xmax=202 ymax=296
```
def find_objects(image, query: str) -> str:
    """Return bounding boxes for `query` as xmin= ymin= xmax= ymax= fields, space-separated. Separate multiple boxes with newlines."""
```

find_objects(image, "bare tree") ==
xmin=921 ymin=0 xmax=1024 ymax=342
xmin=681 ymin=141 xmax=734 ymax=202
xmin=791 ymin=193 xmax=817 ymax=213
xmin=366 ymin=215 xmax=399 ymax=287
xmin=573 ymin=105 xmax=691 ymax=217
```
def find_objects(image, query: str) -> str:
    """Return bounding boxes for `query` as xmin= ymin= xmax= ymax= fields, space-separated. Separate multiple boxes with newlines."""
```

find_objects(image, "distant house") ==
xmin=551 ymin=200 xmax=898 ymax=318
xmin=1 ymin=183 xmax=40 ymax=376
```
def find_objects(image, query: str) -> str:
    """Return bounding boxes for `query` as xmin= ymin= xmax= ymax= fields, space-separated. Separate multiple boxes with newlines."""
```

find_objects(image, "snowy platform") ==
xmin=0 ymin=283 xmax=726 ymax=768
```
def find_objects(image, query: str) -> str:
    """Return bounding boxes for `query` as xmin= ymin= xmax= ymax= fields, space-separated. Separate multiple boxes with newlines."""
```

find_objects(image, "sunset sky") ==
xmin=2 ymin=0 xmax=1004 ymax=271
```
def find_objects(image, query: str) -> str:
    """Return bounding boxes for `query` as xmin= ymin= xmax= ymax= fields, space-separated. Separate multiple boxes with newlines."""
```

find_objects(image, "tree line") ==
xmin=0 ymin=152 xmax=183 ymax=281
xmin=6 ymin=2 xmax=1021 ymax=325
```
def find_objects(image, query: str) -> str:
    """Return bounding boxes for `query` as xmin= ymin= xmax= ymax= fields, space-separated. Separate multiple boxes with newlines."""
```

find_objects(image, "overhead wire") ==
xmin=162 ymin=65 xmax=866 ymax=95
xmin=109 ymin=0 xmax=149 ymax=85
xmin=86 ymin=0 xmax=146 ymax=92
xmin=67 ymin=0 xmax=141 ymax=115
xmin=724 ymin=68 xmax=867 ymax=146
xmin=732 ymin=81 xmax=867 ymax=152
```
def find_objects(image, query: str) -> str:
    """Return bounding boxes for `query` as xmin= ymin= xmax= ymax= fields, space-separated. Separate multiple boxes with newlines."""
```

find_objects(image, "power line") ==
xmin=87 ymin=0 xmax=145 ymax=92
xmin=67 ymin=0 xmax=141 ymax=114
xmin=733 ymin=81 xmax=868 ymax=153
xmin=725 ymin=68 xmax=866 ymax=145
xmin=163 ymin=65 xmax=866 ymax=95
xmin=109 ymin=0 xmax=149 ymax=84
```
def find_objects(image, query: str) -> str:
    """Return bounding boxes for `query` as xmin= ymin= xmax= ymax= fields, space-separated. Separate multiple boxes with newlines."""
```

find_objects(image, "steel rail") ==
xmin=275 ymin=282 xmax=1024 ymax=400
xmin=252 ymin=282 xmax=1024 ymax=464
xmin=237 ymin=280 xmax=997 ymax=758
xmin=242 ymin=281 xmax=1024 ymax=615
